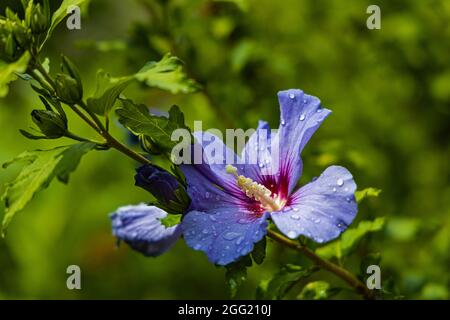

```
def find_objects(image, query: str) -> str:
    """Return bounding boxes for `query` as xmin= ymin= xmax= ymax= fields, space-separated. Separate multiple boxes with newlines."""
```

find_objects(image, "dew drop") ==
xmin=223 ymin=232 xmax=240 ymax=240
xmin=258 ymin=163 xmax=265 ymax=168
xmin=293 ymin=207 xmax=299 ymax=212
xmin=287 ymin=231 xmax=297 ymax=239
xmin=337 ymin=178 xmax=344 ymax=186
xmin=299 ymin=114 xmax=306 ymax=121
xmin=346 ymin=197 xmax=352 ymax=203
xmin=314 ymin=218 xmax=321 ymax=224
xmin=317 ymin=108 xmax=323 ymax=113
xmin=344 ymin=187 xmax=349 ymax=192
xmin=281 ymin=119 xmax=286 ymax=126
xmin=209 ymin=215 xmax=217 ymax=222
xmin=194 ymin=244 xmax=201 ymax=250
xmin=332 ymin=187 xmax=337 ymax=192
xmin=202 ymin=229 xmax=209 ymax=234
xmin=289 ymin=93 xmax=295 ymax=99
xmin=236 ymin=236 xmax=245 ymax=245
xmin=291 ymin=214 xmax=300 ymax=220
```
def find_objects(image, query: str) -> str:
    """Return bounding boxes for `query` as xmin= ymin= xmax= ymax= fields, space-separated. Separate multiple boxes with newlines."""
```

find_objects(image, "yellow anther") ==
xmin=226 ymin=165 xmax=284 ymax=212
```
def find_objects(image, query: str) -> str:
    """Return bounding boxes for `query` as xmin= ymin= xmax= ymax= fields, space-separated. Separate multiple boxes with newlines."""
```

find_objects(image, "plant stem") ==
xmin=267 ymin=229 xmax=375 ymax=300
xmin=64 ymin=131 xmax=106 ymax=145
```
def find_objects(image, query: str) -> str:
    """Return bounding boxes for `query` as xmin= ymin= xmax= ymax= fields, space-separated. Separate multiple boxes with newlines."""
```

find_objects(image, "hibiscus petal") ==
xmin=241 ymin=120 xmax=276 ymax=182
xmin=181 ymin=208 xmax=269 ymax=265
xmin=277 ymin=89 xmax=331 ymax=194
xmin=181 ymin=131 xmax=253 ymax=211
xmin=271 ymin=166 xmax=357 ymax=243
xmin=110 ymin=204 xmax=181 ymax=256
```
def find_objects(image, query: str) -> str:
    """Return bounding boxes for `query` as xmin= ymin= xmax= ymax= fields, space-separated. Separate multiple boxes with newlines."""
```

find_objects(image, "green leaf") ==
xmin=116 ymin=99 xmax=190 ymax=152
xmin=0 ymin=52 xmax=31 ymax=98
xmin=316 ymin=217 xmax=386 ymax=260
xmin=251 ymin=237 xmax=266 ymax=265
xmin=297 ymin=281 xmax=339 ymax=300
xmin=257 ymin=264 xmax=313 ymax=300
xmin=46 ymin=0 xmax=90 ymax=40
xmin=355 ymin=187 xmax=382 ymax=203
xmin=225 ymin=255 xmax=252 ymax=298
xmin=86 ymin=71 xmax=134 ymax=115
xmin=55 ymin=142 xmax=96 ymax=183
xmin=159 ymin=213 xmax=181 ymax=228
xmin=134 ymin=53 xmax=201 ymax=94
xmin=1 ymin=142 xmax=95 ymax=235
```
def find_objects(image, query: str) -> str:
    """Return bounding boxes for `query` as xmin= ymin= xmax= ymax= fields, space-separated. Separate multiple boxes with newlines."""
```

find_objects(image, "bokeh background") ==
xmin=0 ymin=0 xmax=449 ymax=299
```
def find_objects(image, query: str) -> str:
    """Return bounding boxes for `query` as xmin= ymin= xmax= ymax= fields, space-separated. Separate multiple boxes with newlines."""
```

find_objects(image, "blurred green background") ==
xmin=0 ymin=0 xmax=449 ymax=299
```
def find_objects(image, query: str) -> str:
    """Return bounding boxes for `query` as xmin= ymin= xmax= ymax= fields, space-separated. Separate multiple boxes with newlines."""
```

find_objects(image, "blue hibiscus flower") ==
xmin=111 ymin=89 xmax=358 ymax=266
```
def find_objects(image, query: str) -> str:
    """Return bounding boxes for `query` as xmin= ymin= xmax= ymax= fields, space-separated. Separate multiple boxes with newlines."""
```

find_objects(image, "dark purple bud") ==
xmin=135 ymin=165 xmax=180 ymax=206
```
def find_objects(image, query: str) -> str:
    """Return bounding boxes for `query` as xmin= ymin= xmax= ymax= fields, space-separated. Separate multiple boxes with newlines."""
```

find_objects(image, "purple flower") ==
xmin=180 ymin=89 xmax=358 ymax=265
xmin=110 ymin=204 xmax=182 ymax=256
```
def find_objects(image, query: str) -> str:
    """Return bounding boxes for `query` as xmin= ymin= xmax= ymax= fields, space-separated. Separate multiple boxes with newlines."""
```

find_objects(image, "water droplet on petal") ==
xmin=236 ymin=236 xmax=244 ymax=245
xmin=289 ymin=93 xmax=295 ymax=99
xmin=291 ymin=214 xmax=300 ymax=220
xmin=316 ymin=237 xmax=324 ymax=243
xmin=202 ymin=229 xmax=209 ymax=234
xmin=293 ymin=207 xmax=299 ymax=212
xmin=333 ymin=187 xmax=337 ymax=192
xmin=337 ymin=178 xmax=344 ymax=186
xmin=287 ymin=231 xmax=297 ymax=239
xmin=344 ymin=187 xmax=349 ymax=192
xmin=209 ymin=215 xmax=217 ymax=222
xmin=314 ymin=218 xmax=321 ymax=224
xmin=258 ymin=163 xmax=265 ymax=168
xmin=346 ymin=197 xmax=352 ymax=203
xmin=223 ymin=232 xmax=240 ymax=240
xmin=317 ymin=108 xmax=323 ymax=113
xmin=194 ymin=244 xmax=201 ymax=250
xmin=299 ymin=114 xmax=306 ymax=121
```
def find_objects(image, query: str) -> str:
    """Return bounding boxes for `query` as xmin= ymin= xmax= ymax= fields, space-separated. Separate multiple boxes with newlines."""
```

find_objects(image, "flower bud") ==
xmin=31 ymin=109 xmax=68 ymax=139
xmin=11 ymin=23 xmax=30 ymax=48
xmin=4 ymin=34 xmax=17 ymax=60
xmin=25 ymin=0 xmax=50 ymax=34
xmin=54 ymin=73 xmax=83 ymax=104
xmin=61 ymin=55 xmax=83 ymax=97
xmin=135 ymin=165 xmax=190 ymax=214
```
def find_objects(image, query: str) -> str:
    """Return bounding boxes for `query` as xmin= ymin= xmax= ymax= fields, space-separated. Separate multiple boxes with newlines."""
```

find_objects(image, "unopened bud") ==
xmin=25 ymin=1 xmax=50 ymax=34
xmin=54 ymin=73 xmax=83 ymax=104
xmin=31 ymin=109 xmax=68 ymax=139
